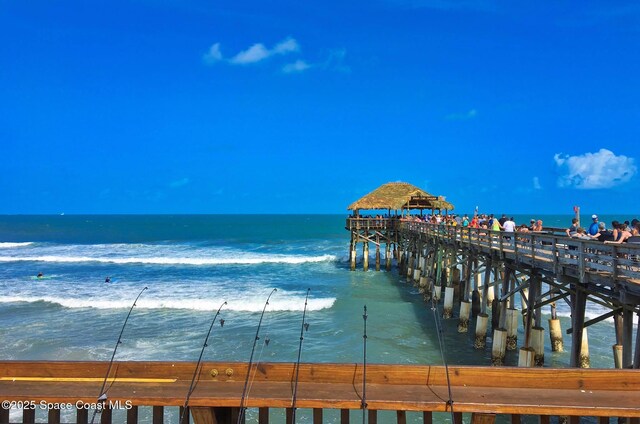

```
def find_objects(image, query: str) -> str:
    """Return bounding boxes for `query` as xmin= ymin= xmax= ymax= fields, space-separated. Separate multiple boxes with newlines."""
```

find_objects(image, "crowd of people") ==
xmin=397 ymin=212 xmax=640 ymax=244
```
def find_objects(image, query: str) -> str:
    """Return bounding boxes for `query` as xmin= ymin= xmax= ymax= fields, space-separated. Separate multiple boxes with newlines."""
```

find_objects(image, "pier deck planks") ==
xmin=1 ymin=362 xmax=639 ymax=417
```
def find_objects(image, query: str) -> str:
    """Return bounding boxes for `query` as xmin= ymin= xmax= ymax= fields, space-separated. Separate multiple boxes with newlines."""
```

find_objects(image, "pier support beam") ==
xmin=570 ymin=286 xmax=587 ymax=368
xmin=549 ymin=301 xmax=563 ymax=352
xmin=363 ymin=242 xmax=369 ymax=272
xmin=350 ymin=238 xmax=357 ymax=271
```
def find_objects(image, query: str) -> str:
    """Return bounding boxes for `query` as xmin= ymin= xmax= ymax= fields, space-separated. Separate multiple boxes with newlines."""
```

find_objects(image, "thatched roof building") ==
xmin=347 ymin=182 xmax=454 ymax=213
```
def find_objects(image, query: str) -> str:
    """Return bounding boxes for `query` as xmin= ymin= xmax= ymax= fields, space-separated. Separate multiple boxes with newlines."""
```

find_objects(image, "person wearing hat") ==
xmin=588 ymin=215 xmax=599 ymax=236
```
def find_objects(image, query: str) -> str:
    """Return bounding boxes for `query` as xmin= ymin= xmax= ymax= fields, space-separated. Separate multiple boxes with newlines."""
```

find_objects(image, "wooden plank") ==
xmin=48 ymin=408 xmax=61 ymax=424
xmin=77 ymin=407 xmax=89 ymax=424
xmin=471 ymin=413 xmax=496 ymax=424
xmin=260 ymin=407 xmax=270 ymax=424
xmin=101 ymin=406 xmax=112 ymax=424
xmin=1 ymin=362 xmax=640 ymax=417
xmin=191 ymin=407 xmax=217 ymax=424
xmin=313 ymin=408 xmax=323 ymax=424
xmin=454 ymin=412 xmax=463 ymax=424
xmin=368 ymin=409 xmax=377 ymax=424
xmin=127 ymin=405 xmax=139 ymax=424
xmin=397 ymin=410 xmax=406 ymax=424
xmin=423 ymin=411 xmax=433 ymax=424
xmin=23 ymin=408 xmax=35 ymax=424
xmin=153 ymin=405 xmax=164 ymax=424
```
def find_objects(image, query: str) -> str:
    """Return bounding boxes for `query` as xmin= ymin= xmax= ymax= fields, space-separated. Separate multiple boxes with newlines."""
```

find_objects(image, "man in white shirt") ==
xmin=503 ymin=217 xmax=516 ymax=232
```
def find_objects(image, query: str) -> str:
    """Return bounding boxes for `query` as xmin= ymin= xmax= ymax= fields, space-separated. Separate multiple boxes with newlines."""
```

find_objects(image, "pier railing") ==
xmin=1 ymin=361 xmax=639 ymax=424
xmin=401 ymin=222 xmax=640 ymax=292
xmin=345 ymin=217 xmax=399 ymax=231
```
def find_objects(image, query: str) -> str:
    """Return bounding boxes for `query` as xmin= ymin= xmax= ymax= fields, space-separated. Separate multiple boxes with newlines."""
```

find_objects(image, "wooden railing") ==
xmin=401 ymin=222 xmax=640 ymax=292
xmin=1 ymin=361 xmax=639 ymax=423
xmin=345 ymin=217 xmax=399 ymax=231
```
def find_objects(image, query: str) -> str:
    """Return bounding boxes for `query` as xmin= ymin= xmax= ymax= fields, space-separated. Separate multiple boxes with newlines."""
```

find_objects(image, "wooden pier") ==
xmin=1 ymin=361 xmax=640 ymax=423
xmin=345 ymin=181 xmax=640 ymax=373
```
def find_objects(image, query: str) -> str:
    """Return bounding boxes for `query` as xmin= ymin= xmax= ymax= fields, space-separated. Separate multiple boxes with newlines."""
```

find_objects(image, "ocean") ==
xmin=0 ymin=214 xmax=636 ymax=422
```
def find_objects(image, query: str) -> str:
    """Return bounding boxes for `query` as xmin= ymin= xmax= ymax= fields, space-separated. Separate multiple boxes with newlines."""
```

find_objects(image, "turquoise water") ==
xmin=0 ymin=214 xmax=634 ymax=422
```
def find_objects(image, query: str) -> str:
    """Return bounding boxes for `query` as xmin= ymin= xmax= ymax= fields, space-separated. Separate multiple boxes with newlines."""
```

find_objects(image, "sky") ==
xmin=1 ymin=0 xmax=639 ymax=215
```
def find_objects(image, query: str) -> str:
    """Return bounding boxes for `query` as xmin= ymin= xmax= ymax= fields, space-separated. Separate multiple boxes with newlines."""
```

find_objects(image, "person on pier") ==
xmin=605 ymin=222 xmax=633 ymax=244
xmin=588 ymin=215 xmax=600 ymax=236
xmin=566 ymin=218 xmax=579 ymax=237
xmin=532 ymin=219 xmax=544 ymax=232
xmin=589 ymin=222 xmax=613 ymax=242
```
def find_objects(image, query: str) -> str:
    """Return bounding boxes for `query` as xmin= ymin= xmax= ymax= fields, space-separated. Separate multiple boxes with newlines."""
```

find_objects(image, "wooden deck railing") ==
xmin=1 ymin=361 xmax=639 ymax=423
xmin=400 ymin=221 xmax=640 ymax=293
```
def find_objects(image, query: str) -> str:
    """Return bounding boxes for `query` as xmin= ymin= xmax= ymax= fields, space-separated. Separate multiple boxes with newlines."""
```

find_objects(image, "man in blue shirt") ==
xmin=588 ymin=215 xmax=599 ymax=236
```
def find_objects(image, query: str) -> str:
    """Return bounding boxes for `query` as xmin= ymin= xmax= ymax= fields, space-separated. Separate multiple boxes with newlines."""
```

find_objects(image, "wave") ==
xmin=0 ymin=296 xmax=336 ymax=312
xmin=0 ymin=254 xmax=337 ymax=266
xmin=0 ymin=242 xmax=33 ymax=248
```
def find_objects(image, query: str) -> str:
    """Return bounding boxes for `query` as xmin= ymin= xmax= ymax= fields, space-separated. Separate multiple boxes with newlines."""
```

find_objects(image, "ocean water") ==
xmin=0 ymin=214 xmax=636 ymax=422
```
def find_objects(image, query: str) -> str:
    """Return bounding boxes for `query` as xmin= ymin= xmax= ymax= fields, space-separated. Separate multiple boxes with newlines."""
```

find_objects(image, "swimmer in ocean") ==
xmin=105 ymin=276 xmax=111 ymax=283
xmin=37 ymin=272 xmax=44 ymax=279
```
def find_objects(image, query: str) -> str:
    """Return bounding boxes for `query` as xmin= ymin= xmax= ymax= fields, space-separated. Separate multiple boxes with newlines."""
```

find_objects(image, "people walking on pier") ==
xmin=605 ymin=223 xmax=633 ymax=244
xmin=532 ymin=220 xmax=543 ymax=232
xmin=566 ymin=218 xmax=579 ymax=237
xmin=503 ymin=217 xmax=516 ymax=233
xmin=572 ymin=227 xmax=591 ymax=240
xmin=589 ymin=222 xmax=612 ymax=242
xmin=588 ymin=215 xmax=599 ymax=236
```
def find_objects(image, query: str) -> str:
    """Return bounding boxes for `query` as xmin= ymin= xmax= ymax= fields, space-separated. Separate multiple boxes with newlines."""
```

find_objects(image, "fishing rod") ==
xmin=179 ymin=301 xmax=227 ymax=424
xmin=90 ymin=286 xmax=148 ymax=424
xmin=362 ymin=305 xmax=367 ymax=424
xmin=237 ymin=288 xmax=277 ymax=424
xmin=430 ymin=295 xmax=455 ymax=422
xmin=290 ymin=288 xmax=311 ymax=423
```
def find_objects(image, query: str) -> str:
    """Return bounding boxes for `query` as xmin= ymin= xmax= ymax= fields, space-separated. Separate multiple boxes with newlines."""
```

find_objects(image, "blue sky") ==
xmin=1 ymin=0 xmax=638 ymax=214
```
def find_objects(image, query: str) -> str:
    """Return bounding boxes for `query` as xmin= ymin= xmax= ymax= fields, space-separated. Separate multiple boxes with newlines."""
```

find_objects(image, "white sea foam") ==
xmin=0 ymin=296 xmax=336 ymax=312
xmin=0 ymin=242 xmax=33 ymax=248
xmin=0 ymin=254 xmax=337 ymax=266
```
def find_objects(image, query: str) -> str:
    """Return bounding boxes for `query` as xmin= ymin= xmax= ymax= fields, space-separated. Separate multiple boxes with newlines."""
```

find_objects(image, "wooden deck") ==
xmin=1 ymin=361 xmax=640 ymax=423
xmin=399 ymin=220 xmax=640 ymax=300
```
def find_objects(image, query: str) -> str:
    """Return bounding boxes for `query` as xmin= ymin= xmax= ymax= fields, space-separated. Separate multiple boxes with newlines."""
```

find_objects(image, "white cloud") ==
xmin=169 ymin=178 xmax=190 ymax=188
xmin=446 ymin=109 xmax=477 ymax=120
xmin=554 ymin=149 xmax=636 ymax=189
xmin=321 ymin=48 xmax=350 ymax=73
xmin=229 ymin=37 xmax=299 ymax=65
xmin=230 ymin=43 xmax=271 ymax=64
xmin=202 ymin=38 xmax=349 ymax=74
xmin=203 ymin=43 xmax=223 ymax=64
xmin=273 ymin=38 xmax=299 ymax=55
xmin=282 ymin=60 xmax=311 ymax=74
xmin=532 ymin=177 xmax=542 ymax=190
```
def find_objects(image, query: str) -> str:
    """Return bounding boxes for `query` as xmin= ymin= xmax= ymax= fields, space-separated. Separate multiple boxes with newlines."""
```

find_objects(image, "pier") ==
xmin=346 ymin=182 xmax=640 ymax=372
xmin=1 ymin=361 xmax=640 ymax=423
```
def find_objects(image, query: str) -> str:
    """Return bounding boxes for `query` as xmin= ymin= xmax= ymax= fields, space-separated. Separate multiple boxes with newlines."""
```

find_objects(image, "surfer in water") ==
xmin=105 ymin=276 xmax=111 ymax=283
xmin=37 ymin=272 xmax=44 ymax=279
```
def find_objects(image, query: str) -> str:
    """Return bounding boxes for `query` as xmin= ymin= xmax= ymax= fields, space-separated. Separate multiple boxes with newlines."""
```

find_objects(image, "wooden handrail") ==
xmin=398 ymin=222 xmax=640 ymax=294
xmin=1 ymin=362 xmax=639 ymax=421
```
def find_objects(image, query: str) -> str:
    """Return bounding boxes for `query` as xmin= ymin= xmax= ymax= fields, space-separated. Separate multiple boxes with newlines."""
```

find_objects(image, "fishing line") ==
xmin=237 ymin=288 xmax=277 ymax=424
xmin=362 ymin=305 xmax=367 ymax=424
xmin=179 ymin=301 xmax=227 ymax=424
xmin=90 ymin=286 xmax=148 ymax=424
xmin=291 ymin=288 xmax=311 ymax=424
xmin=245 ymin=308 xmax=273 ymax=407
xmin=430 ymin=295 xmax=455 ymax=422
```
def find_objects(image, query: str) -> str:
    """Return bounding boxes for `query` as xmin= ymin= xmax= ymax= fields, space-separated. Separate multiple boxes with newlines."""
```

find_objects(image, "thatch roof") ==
xmin=347 ymin=182 xmax=454 ymax=211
